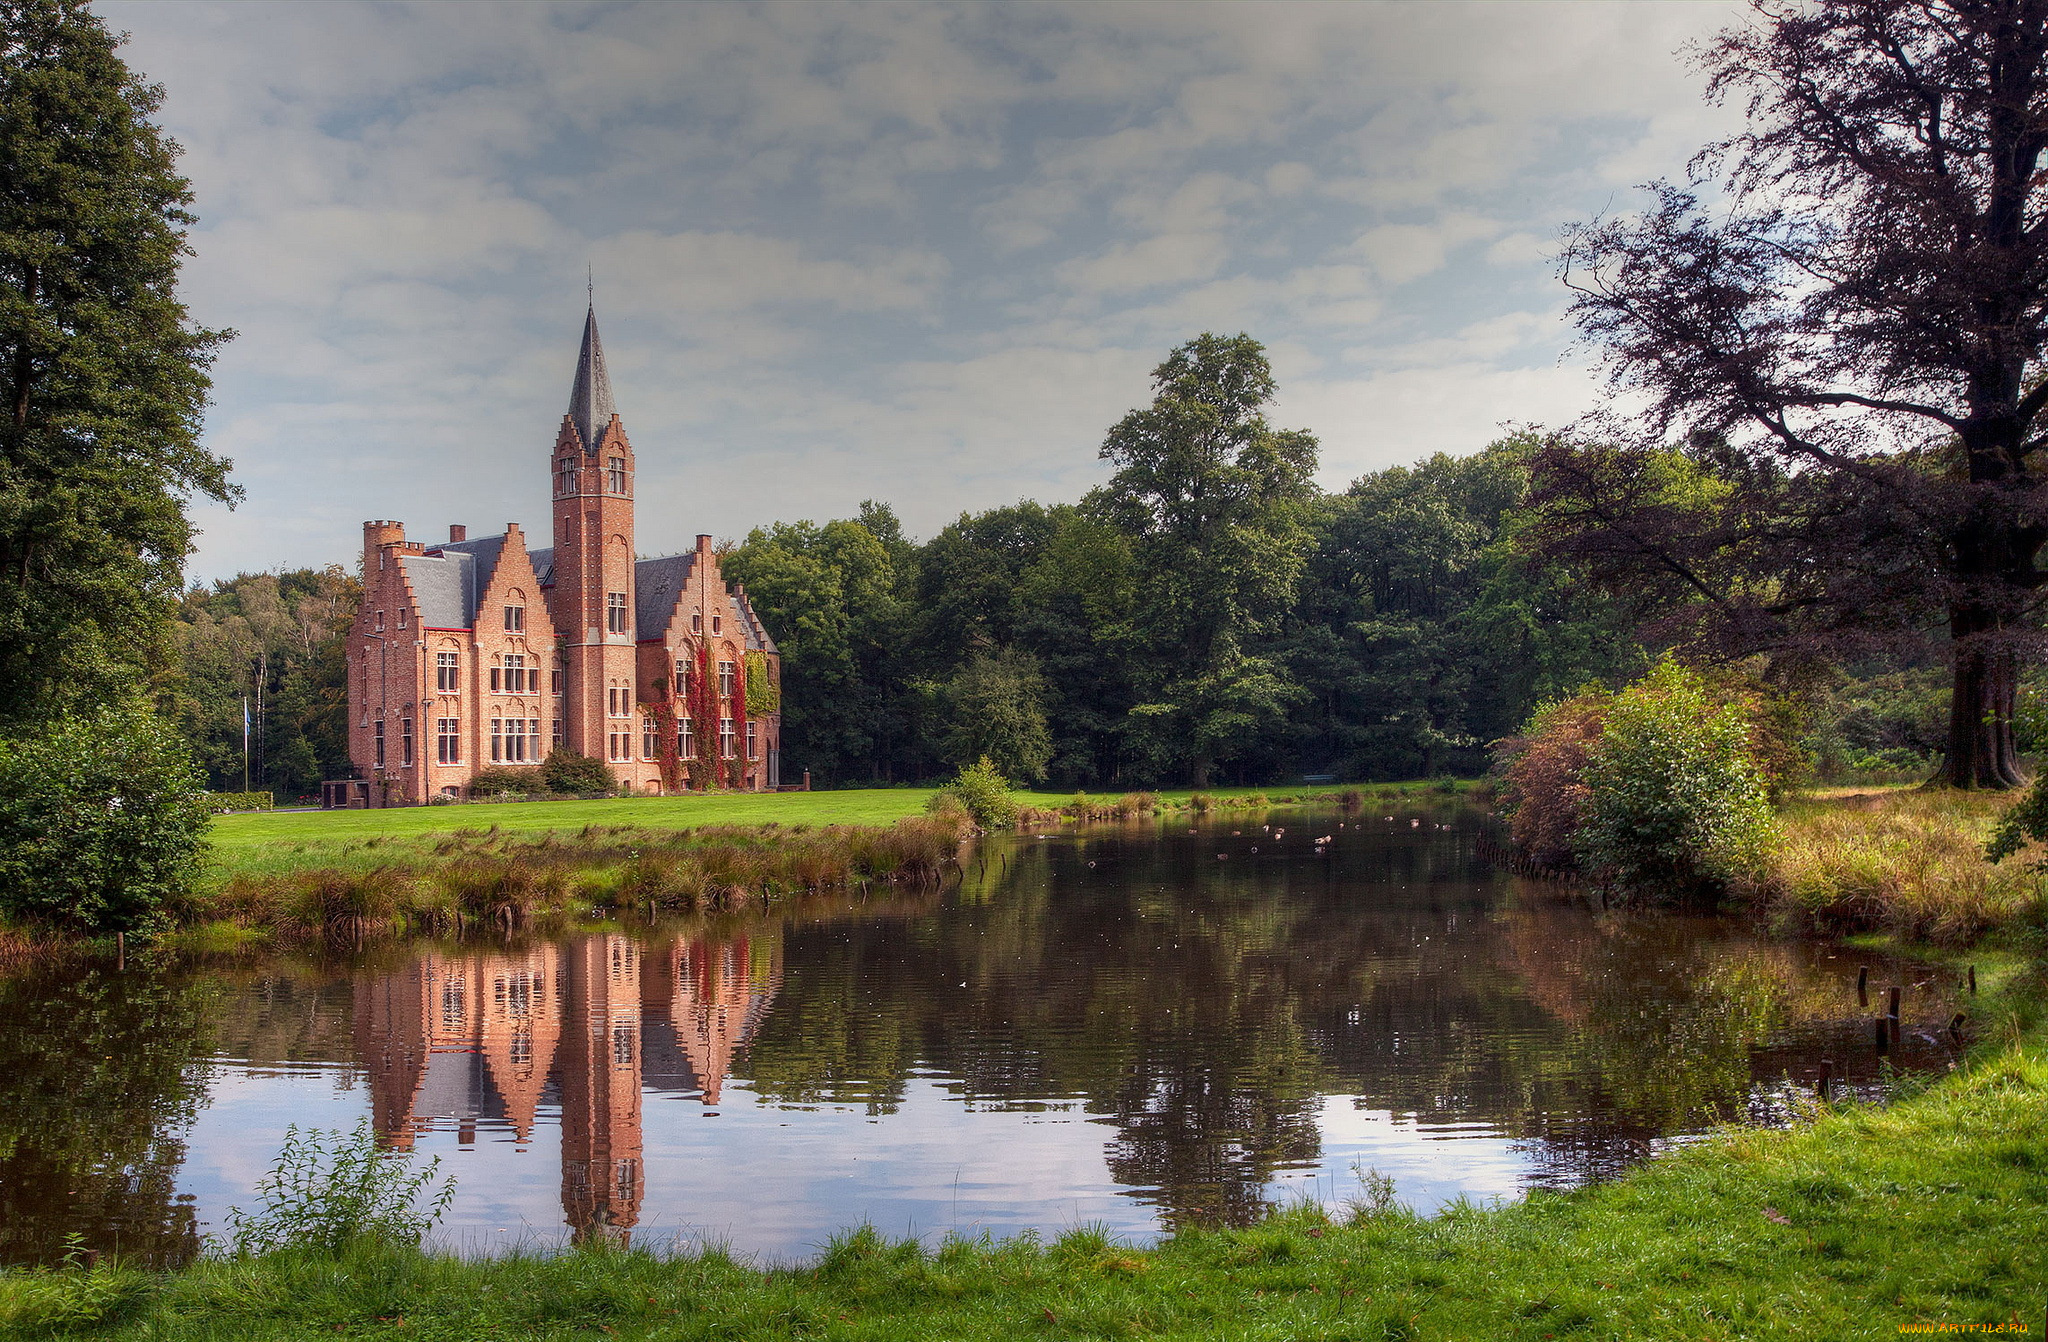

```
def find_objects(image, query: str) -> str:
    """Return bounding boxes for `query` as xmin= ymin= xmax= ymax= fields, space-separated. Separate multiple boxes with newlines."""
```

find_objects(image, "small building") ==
xmin=340 ymin=305 xmax=782 ymax=804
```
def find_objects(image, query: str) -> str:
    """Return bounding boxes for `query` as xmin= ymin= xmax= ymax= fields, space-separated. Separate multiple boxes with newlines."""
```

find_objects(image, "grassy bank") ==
xmin=6 ymin=952 xmax=2041 ymax=1340
xmin=1746 ymin=788 xmax=2048 ymax=947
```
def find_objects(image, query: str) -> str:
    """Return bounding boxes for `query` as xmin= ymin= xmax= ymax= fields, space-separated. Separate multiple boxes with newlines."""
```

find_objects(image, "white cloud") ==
xmin=96 ymin=0 xmax=1749 ymax=579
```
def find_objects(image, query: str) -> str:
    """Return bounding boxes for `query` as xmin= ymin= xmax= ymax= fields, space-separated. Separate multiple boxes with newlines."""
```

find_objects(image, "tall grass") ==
xmin=1744 ymin=789 xmax=2048 ymax=946
xmin=197 ymin=813 xmax=971 ymax=941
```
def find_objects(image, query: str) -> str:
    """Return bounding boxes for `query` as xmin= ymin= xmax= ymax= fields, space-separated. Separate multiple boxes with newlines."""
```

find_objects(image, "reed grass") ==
xmin=195 ymin=813 xmax=971 ymax=942
xmin=1745 ymin=788 xmax=2048 ymax=946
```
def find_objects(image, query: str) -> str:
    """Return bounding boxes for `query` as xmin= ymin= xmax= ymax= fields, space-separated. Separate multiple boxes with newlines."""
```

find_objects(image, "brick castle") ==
xmin=340 ymin=305 xmax=782 ymax=805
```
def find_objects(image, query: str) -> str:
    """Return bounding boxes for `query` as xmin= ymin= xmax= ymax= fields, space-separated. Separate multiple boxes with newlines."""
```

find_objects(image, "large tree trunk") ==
xmin=1937 ymin=607 xmax=2026 ymax=789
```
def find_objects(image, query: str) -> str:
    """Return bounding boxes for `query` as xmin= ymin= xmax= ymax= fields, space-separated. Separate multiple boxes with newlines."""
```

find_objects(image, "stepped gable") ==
xmin=734 ymin=587 xmax=777 ymax=655
xmin=632 ymin=552 xmax=698 ymax=638
xmin=405 ymin=533 xmax=509 ymax=630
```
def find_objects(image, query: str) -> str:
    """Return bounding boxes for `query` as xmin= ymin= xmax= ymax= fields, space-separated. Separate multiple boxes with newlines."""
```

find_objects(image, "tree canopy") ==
xmin=1538 ymin=0 xmax=2048 ymax=787
xmin=0 ymin=0 xmax=233 ymax=730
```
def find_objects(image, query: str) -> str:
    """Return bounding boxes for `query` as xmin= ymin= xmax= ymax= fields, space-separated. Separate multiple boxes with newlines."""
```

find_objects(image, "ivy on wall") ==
xmin=744 ymin=651 xmax=779 ymax=716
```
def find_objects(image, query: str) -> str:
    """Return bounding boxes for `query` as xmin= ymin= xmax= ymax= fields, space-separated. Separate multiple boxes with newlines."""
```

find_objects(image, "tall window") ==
xmin=719 ymin=717 xmax=736 ymax=759
xmin=437 ymin=718 xmax=461 ymax=765
xmin=718 ymin=660 xmax=736 ymax=697
xmin=374 ymin=719 xmax=385 ymax=767
xmin=551 ymin=668 xmax=563 ymax=695
xmin=642 ymin=717 xmax=658 ymax=760
xmin=402 ymin=718 xmax=414 ymax=767
xmin=494 ymin=717 xmax=539 ymax=763
xmin=557 ymin=458 xmax=577 ymax=494
xmin=712 ymin=614 xmax=721 ymax=634
xmin=504 ymin=654 xmax=527 ymax=693
xmin=674 ymin=659 xmax=690 ymax=698
xmin=746 ymin=720 xmax=758 ymax=761
xmin=606 ymin=591 xmax=628 ymax=634
xmin=397 ymin=608 xmax=407 ymax=629
xmin=504 ymin=604 xmax=524 ymax=632
xmin=691 ymin=613 xmax=702 ymax=633
xmin=490 ymin=663 xmax=501 ymax=692
xmin=679 ymin=717 xmax=695 ymax=759
xmin=607 ymin=456 xmax=627 ymax=493
xmin=436 ymin=652 xmax=459 ymax=692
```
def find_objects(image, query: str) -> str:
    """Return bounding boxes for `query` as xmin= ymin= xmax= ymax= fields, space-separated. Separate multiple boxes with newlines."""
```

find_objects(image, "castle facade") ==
xmin=341 ymin=306 xmax=782 ymax=805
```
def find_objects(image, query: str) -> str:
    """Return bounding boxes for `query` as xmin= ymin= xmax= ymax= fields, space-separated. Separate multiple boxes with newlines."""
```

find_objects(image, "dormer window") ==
xmin=607 ymin=456 xmax=627 ymax=493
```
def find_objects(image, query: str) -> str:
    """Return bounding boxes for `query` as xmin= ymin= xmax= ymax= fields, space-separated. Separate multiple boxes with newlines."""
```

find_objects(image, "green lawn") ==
xmin=208 ymin=789 xmax=947 ymax=851
xmin=208 ymin=781 xmax=1462 ymax=853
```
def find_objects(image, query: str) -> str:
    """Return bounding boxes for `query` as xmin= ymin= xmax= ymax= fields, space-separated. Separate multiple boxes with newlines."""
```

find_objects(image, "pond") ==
xmin=0 ymin=805 xmax=1963 ymax=1267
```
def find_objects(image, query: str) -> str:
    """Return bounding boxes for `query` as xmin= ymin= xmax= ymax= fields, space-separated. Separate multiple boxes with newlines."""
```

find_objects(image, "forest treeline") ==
xmin=170 ymin=340 xmax=1979 ymax=795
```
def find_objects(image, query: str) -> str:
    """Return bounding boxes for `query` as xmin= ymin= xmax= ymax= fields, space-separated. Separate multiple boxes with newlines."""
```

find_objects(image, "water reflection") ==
xmin=0 ymin=809 xmax=1962 ymax=1266
xmin=357 ymin=934 xmax=781 ymax=1244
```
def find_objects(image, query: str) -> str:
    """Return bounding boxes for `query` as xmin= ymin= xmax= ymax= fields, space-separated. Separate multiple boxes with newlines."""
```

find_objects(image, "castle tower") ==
xmin=549 ymin=306 xmax=637 ymax=763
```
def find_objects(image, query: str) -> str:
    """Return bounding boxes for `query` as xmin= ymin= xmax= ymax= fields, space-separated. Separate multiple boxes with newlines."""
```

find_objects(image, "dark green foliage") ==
xmin=0 ymin=1 xmax=234 ymax=732
xmin=0 ymin=705 xmax=207 ymax=932
xmin=932 ymin=647 xmax=1051 ymax=782
xmin=723 ymin=507 xmax=916 ymax=785
xmin=1090 ymin=333 xmax=1319 ymax=785
xmin=166 ymin=567 xmax=358 ymax=796
xmin=463 ymin=767 xmax=537 ymax=798
xmin=538 ymin=749 xmax=615 ymax=796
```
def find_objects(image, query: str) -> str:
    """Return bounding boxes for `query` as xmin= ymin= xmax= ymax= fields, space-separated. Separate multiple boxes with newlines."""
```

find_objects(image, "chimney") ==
xmin=448 ymin=524 xmax=466 ymax=543
xmin=696 ymin=534 xmax=712 ymax=555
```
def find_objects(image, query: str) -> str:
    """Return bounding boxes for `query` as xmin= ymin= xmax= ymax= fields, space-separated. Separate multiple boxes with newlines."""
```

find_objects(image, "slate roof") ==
xmin=405 ymin=533 xmax=510 ymax=629
xmin=566 ymin=306 xmax=616 ymax=455
xmin=528 ymin=546 xmax=554 ymax=587
xmin=633 ymin=552 xmax=697 ymax=638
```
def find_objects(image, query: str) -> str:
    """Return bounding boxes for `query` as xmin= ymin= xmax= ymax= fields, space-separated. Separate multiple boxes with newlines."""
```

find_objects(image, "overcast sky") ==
xmin=101 ymin=0 xmax=1745 ymax=582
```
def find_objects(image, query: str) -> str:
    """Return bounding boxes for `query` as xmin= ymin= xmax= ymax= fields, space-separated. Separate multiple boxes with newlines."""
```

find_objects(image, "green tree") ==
xmin=0 ymin=0 xmax=234 ymax=730
xmin=1286 ymin=434 xmax=1640 ymax=780
xmin=0 ymin=705 xmax=209 ymax=932
xmin=725 ymin=508 xmax=918 ymax=784
xmin=166 ymin=567 xmax=358 ymax=795
xmin=935 ymin=647 xmax=1052 ymax=782
xmin=1090 ymin=334 xmax=1318 ymax=784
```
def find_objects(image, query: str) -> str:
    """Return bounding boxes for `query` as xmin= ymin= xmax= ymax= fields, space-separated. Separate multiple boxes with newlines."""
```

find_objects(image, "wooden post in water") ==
xmin=1887 ymin=985 xmax=1901 ymax=1023
xmin=1857 ymin=966 xmax=1869 ymax=1007
xmin=1815 ymin=1060 xmax=1832 ymax=1101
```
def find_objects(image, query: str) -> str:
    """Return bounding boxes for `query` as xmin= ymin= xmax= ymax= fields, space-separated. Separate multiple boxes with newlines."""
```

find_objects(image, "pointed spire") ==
xmin=567 ymin=304 xmax=616 ymax=454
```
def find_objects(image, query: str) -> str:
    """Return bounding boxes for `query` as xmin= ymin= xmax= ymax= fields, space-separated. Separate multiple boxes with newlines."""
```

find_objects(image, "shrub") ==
xmin=1491 ymin=690 xmax=1611 ymax=870
xmin=931 ymin=756 xmax=1019 ymax=828
xmin=538 ymin=749 xmax=616 ymax=795
xmin=223 ymin=1120 xmax=454 ymax=1256
xmin=464 ymin=767 xmax=537 ymax=798
xmin=200 ymin=790 xmax=273 ymax=813
xmin=1575 ymin=661 xmax=1777 ymax=896
xmin=0 ymin=706 xmax=209 ymax=934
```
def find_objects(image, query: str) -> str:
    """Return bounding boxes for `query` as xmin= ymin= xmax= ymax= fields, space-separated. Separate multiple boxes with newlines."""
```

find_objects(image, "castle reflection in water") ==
xmin=355 ymin=934 xmax=779 ymax=1243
